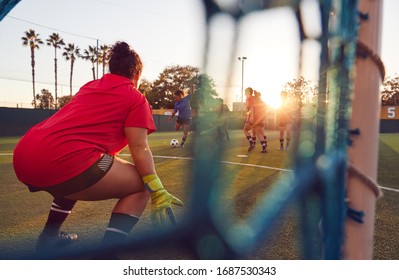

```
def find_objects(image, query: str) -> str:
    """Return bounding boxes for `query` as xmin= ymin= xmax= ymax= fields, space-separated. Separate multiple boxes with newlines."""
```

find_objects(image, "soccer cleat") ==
xmin=36 ymin=231 xmax=78 ymax=251
xmin=180 ymin=142 xmax=185 ymax=148
xmin=285 ymin=144 xmax=289 ymax=150
xmin=261 ymin=147 xmax=268 ymax=153
xmin=278 ymin=145 xmax=284 ymax=150
xmin=248 ymin=142 xmax=255 ymax=152
xmin=59 ymin=231 xmax=78 ymax=241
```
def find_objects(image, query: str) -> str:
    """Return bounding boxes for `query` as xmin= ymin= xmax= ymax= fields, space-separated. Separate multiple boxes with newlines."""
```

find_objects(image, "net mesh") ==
xmin=184 ymin=0 xmax=362 ymax=260
xmin=6 ymin=0 xmax=378 ymax=260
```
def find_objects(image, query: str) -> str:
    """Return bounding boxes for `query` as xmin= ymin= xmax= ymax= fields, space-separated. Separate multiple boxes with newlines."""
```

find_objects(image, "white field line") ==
xmin=119 ymin=154 xmax=292 ymax=172
xmin=2 ymin=153 xmax=398 ymax=193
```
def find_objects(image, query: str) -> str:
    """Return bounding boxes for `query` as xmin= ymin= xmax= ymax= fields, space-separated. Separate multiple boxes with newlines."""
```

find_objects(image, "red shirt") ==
xmin=245 ymin=95 xmax=254 ymax=121
xmin=13 ymin=74 xmax=156 ymax=187
xmin=253 ymin=98 xmax=267 ymax=124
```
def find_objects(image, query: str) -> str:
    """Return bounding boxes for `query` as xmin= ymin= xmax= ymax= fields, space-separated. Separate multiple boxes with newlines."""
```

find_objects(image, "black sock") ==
xmin=102 ymin=213 xmax=139 ymax=247
xmin=261 ymin=140 xmax=267 ymax=148
xmin=252 ymin=137 xmax=256 ymax=144
xmin=41 ymin=198 xmax=77 ymax=236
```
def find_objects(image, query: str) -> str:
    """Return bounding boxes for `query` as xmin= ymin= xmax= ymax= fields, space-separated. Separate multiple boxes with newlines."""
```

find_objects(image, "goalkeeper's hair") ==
xmin=108 ymin=41 xmax=143 ymax=83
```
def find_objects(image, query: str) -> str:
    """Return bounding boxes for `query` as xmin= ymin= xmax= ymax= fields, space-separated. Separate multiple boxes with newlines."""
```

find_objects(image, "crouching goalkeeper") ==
xmin=13 ymin=41 xmax=183 ymax=259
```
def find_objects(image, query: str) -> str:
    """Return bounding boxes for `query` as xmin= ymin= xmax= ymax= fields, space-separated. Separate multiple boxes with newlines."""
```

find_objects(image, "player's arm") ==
xmin=124 ymin=127 xmax=183 ymax=226
xmin=247 ymin=105 xmax=254 ymax=123
xmin=168 ymin=108 xmax=177 ymax=121
xmin=124 ymin=127 xmax=156 ymax=176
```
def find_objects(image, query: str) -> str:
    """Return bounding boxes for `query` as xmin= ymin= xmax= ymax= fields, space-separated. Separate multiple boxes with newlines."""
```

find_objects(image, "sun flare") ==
xmin=262 ymin=93 xmax=282 ymax=109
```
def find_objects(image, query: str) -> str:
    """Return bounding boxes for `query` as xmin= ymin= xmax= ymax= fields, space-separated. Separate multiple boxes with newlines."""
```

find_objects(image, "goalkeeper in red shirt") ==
xmin=13 ymin=41 xmax=183 ymax=258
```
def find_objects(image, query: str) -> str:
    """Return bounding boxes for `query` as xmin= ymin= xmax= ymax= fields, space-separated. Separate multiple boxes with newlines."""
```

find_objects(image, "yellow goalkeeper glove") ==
xmin=143 ymin=174 xmax=183 ymax=226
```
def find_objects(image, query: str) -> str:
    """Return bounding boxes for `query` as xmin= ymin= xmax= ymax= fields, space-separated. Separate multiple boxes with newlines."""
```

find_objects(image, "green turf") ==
xmin=0 ymin=131 xmax=398 ymax=259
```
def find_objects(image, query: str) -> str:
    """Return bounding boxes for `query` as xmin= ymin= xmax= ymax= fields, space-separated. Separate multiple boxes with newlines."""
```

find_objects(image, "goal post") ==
xmin=344 ymin=0 xmax=384 ymax=260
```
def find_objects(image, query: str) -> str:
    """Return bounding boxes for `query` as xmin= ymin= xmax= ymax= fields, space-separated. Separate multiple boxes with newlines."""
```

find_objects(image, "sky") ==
xmin=0 ymin=0 xmax=398 ymax=109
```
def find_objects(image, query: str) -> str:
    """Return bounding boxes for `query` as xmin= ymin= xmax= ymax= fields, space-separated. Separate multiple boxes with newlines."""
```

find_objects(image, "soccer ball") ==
xmin=170 ymin=139 xmax=179 ymax=148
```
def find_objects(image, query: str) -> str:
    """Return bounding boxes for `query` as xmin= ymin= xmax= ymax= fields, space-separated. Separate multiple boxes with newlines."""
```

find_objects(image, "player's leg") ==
xmin=256 ymin=125 xmax=268 ymax=153
xmin=243 ymin=122 xmax=252 ymax=146
xmin=285 ymin=123 xmax=292 ymax=150
xmin=253 ymin=126 xmax=260 ymax=151
xmin=175 ymin=122 xmax=182 ymax=131
xmin=224 ymin=121 xmax=230 ymax=141
xmin=279 ymin=124 xmax=285 ymax=150
xmin=181 ymin=122 xmax=190 ymax=147
xmin=250 ymin=131 xmax=257 ymax=151
xmin=244 ymin=122 xmax=256 ymax=151
xmin=34 ymin=154 xmax=115 ymax=251
xmin=65 ymin=156 xmax=149 ymax=249
xmin=36 ymin=198 xmax=78 ymax=250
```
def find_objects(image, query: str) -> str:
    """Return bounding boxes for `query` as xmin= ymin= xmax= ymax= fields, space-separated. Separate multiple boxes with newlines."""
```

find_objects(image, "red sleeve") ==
xmin=124 ymin=93 xmax=156 ymax=135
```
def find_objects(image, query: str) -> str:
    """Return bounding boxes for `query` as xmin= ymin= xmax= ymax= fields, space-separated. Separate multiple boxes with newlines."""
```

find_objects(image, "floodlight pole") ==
xmin=238 ymin=56 xmax=247 ymax=111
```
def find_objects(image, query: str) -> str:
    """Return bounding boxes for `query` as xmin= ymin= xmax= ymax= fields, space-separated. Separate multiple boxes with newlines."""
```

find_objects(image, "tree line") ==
xmin=22 ymin=29 xmax=224 ymax=111
xmin=381 ymin=76 xmax=399 ymax=106
xmin=22 ymin=29 xmax=399 ymax=111
xmin=21 ymin=26 xmax=318 ymax=113
xmin=22 ymin=29 xmax=110 ymax=109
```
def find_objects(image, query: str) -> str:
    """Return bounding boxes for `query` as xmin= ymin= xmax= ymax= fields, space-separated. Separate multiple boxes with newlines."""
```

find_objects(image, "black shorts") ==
xmin=27 ymin=154 xmax=114 ymax=199
xmin=176 ymin=117 xmax=191 ymax=126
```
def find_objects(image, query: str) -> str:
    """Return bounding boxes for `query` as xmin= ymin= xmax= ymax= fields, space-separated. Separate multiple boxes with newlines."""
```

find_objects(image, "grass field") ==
xmin=0 ymin=130 xmax=398 ymax=260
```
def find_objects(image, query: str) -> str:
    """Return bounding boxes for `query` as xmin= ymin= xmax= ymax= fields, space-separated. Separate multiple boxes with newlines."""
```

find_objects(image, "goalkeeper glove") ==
xmin=143 ymin=174 xmax=183 ymax=226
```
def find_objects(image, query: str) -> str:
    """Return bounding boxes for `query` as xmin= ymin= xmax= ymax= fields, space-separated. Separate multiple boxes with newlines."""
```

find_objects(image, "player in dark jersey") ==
xmin=168 ymin=90 xmax=192 ymax=147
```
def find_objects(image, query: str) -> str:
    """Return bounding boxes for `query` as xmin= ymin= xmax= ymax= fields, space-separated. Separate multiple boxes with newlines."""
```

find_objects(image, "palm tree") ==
xmin=62 ymin=43 xmax=80 ymax=96
xmin=98 ymin=44 xmax=110 ymax=77
xmin=21 ymin=29 xmax=43 ymax=109
xmin=46 ymin=33 xmax=65 ymax=109
xmin=82 ymin=45 xmax=97 ymax=80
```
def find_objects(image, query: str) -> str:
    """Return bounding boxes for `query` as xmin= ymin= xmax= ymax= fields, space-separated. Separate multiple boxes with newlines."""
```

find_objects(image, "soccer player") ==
xmin=278 ymin=91 xmax=293 ymax=150
xmin=243 ymin=87 xmax=256 ymax=151
xmin=13 ymin=41 xmax=183 ymax=258
xmin=168 ymin=89 xmax=192 ymax=147
xmin=215 ymin=98 xmax=230 ymax=141
xmin=252 ymin=91 xmax=268 ymax=153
